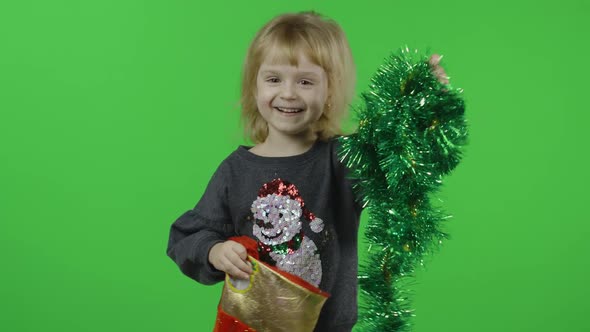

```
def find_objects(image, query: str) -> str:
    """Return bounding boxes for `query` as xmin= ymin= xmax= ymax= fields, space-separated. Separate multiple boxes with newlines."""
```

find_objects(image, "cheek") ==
xmin=309 ymin=93 xmax=328 ymax=112
xmin=308 ymin=87 xmax=328 ymax=107
xmin=255 ymin=90 xmax=274 ymax=109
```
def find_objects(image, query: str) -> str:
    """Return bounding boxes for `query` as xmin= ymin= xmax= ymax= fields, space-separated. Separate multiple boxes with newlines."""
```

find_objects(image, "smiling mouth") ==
xmin=264 ymin=231 xmax=282 ymax=239
xmin=274 ymin=107 xmax=304 ymax=114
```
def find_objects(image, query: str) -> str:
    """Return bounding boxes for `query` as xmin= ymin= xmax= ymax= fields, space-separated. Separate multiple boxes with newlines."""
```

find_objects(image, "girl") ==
xmin=166 ymin=11 xmax=448 ymax=332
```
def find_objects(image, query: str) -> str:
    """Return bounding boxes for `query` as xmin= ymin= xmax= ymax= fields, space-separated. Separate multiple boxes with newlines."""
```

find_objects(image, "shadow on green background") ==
xmin=1 ymin=1 xmax=588 ymax=331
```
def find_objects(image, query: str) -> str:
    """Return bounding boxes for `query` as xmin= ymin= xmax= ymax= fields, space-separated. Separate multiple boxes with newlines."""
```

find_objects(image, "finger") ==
xmin=229 ymin=242 xmax=248 ymax=261
xmin=227 ymin=252 xmax=253 ymax=275
xmin=432 ymin=67 xmax=449 ymax=84
xmin=429 ymin=54 xmax=441 ymax=67
xmin=227 ymin=264 xmax=251 ymax=280
xmin=226 ymin=255 xmax=252 ymax=279
xmin=218 ymin=255 xmax=250 ymax=279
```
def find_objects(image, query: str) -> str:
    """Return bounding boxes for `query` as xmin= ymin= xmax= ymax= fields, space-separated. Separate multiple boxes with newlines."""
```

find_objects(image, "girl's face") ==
xmin=255 ymin=52 xmax=328 ymax=142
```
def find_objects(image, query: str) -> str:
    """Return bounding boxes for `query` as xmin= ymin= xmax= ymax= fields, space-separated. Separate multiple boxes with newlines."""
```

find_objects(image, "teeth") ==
xmin=276 ymin=107 xmax=303 ymax=113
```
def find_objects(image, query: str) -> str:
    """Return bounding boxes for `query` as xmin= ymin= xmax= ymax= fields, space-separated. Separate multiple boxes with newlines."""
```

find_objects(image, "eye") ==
xmin=299 ymin=79 xmax=314 ymax=86
xmin=266 ymin=77 xmax=280 ymax=83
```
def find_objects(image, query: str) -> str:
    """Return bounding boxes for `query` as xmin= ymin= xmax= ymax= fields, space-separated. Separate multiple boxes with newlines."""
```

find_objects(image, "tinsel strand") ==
xmin=338 ymin=48 xmax=468 ymax=331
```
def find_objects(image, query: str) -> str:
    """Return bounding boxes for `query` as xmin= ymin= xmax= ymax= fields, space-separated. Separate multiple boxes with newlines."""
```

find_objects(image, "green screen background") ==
xmin=1 ymin=0 xmax=588 ymax=331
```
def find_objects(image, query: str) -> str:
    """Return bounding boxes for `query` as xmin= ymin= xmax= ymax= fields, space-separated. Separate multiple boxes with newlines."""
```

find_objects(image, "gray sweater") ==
xmin=167 ymin=139 xmax=362 ymax=331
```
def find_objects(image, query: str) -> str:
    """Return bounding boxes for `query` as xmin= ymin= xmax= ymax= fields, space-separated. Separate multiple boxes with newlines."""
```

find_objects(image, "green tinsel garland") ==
xmin=338 ymin=48 xmax=468 ymax=331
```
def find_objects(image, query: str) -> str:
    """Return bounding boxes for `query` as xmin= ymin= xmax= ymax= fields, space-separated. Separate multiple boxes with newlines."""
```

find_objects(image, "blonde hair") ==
xmin=240 ymin=11 xmax=356 ymax=143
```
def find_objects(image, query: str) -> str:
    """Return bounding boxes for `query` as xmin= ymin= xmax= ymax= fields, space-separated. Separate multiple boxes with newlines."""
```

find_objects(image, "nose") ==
xmin=280 ymin=82 xmax=296 ymax=99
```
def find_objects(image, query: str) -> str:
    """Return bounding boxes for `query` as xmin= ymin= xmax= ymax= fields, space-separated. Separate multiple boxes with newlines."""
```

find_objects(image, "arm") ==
xmin=166 ymin=164 xmax=236 ymax=285
xmin=166 ymin=210 xmax=228 ymax=285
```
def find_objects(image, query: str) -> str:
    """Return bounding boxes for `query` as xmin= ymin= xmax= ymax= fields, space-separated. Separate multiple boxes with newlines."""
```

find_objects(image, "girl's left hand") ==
xmin=429 ymin=54 xmax=449 ymax=85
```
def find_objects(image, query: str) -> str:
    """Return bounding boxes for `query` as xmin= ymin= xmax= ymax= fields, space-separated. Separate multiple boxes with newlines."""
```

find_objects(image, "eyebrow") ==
xmin=259 ymin=70 xmax=322 ymax=78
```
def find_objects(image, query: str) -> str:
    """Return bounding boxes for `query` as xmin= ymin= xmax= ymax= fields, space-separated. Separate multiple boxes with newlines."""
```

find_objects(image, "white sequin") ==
xmin=310 ymin=217 xmax=324 ymax=233
xmin=269 ymin=237 xmax=322 ymax=287
xmin=251 ymin=194 xmax=302 ymax=245
xmin=250 ymin=192 xmax=323 ymax=287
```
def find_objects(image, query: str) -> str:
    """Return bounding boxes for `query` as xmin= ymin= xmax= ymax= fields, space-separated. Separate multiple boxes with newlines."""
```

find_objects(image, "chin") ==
xmin=272 ymin=125 xmax=314 ymax=137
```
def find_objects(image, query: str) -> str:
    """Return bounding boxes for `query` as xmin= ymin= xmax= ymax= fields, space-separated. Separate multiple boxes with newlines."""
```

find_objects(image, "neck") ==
xmin=251 ymin=131 xmax=318 ymax=157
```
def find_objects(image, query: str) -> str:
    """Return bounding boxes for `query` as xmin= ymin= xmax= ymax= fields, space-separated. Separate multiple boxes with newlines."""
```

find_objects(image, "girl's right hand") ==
xmin=208 ymin=240 xmax=253 ymax=280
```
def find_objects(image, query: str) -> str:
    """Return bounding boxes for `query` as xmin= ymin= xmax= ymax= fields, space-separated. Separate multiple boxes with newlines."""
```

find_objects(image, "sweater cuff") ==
xmin=197 ymin=237 xmax=226 ymax=284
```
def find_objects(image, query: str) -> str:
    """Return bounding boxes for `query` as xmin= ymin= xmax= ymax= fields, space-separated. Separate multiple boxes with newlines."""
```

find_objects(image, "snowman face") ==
xmin=251 ymin=194 xmax=302 ymax=245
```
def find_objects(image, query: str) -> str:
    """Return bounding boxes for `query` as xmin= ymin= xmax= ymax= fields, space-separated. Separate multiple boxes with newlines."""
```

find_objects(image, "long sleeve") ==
xmin=166 ymin=163 xmax=235 ymax=285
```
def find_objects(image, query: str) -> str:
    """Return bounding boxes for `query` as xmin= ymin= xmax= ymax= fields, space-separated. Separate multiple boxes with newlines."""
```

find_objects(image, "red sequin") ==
xmin=259 ymin=179 xmax=301 ymax=201
xmin=257 ymin=178 xmax=315 ymax=221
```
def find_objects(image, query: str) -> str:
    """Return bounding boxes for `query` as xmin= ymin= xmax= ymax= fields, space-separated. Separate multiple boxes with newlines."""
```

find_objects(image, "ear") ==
xmin=324 ymin=96 xmax=332 ymax=113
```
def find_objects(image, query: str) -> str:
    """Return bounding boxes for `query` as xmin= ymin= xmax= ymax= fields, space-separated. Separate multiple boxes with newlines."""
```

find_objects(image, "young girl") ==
xmin=167 ymin=11 xmax=448 ymax=332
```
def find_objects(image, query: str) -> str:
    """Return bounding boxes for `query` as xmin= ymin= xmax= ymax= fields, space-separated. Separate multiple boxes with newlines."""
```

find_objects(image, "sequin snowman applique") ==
xmin=250 ymin=179 xmax=324 ymax=287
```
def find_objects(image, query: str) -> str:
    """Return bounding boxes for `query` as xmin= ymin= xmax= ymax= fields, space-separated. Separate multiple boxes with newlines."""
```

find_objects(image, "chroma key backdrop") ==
xmin=1 ymin=1 xmax=588 ymax=331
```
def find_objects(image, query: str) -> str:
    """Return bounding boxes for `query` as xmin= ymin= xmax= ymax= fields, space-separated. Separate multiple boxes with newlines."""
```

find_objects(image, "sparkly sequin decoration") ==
xmin=310 ymin=217 xmax=324 ymax=233
xmin=270 ymin=237 xmax=322 ymax=287
xmin=251 ymin=193 xmax=302 ymax=245
xmin=250 ymin=179 xmax=324 ymax=287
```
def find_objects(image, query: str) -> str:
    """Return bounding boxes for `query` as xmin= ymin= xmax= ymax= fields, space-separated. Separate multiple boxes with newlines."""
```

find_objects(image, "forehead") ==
xmin=258 ymin=46 xmax=325 ymax=74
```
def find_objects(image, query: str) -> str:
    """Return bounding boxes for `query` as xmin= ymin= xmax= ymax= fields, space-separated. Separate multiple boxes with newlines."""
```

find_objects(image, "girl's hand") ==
xmin=208 ymin=240 xmax=253 ymax=280
xmin=429 ymin=54 xmax=449 ymax=85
